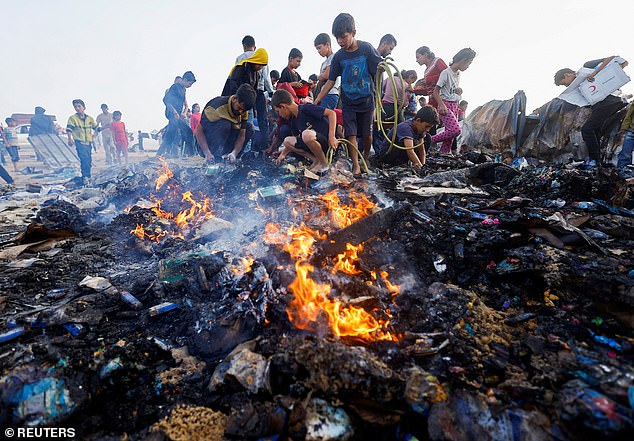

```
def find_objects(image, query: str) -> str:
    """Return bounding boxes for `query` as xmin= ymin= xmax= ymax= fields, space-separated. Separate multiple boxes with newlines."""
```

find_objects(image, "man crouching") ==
xmin=195 ymin=84 xmax=257 ymax=163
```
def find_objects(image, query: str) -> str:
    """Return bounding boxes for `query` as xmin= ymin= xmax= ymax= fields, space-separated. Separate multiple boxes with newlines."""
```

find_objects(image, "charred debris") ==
xmin=0 ymin=153 xmax=633 ymax=440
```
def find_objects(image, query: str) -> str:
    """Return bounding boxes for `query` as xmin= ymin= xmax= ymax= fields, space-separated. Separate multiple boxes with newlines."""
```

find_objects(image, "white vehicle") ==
xmin=15 ymin=124 xmax=31 ymax=147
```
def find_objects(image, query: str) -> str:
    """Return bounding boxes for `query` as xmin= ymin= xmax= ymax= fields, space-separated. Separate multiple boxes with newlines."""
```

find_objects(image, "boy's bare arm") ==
xmin=324 ymin=109 xmax=338 ymax=150
xmin=403 ymin=138 xmax=422 ymax=168
xmin=314 ymin=80 xmax=335 ymax=105
xmin=194 ymin=124 xmax=213 ymax=161
xmin=319 ymin=65 xmax=331 ymax=81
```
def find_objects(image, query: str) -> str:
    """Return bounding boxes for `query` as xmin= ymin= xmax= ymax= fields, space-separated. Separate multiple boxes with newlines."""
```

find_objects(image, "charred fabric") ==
xmin=0 ymin=153 xmax=633 ymax=441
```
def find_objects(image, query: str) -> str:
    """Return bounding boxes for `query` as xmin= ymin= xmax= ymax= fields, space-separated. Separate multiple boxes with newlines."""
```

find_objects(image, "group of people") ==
xmin=65 ymin=100 xmax=131 ymax=183
xmin=159 ymin=13 xmax=477 ymax=177
xmin=3 ymin=13 xmax=632 ymax=187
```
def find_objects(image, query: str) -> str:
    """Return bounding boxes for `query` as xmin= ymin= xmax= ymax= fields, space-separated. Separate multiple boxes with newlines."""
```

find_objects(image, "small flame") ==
xmin=155 ymin=157 xmax=174 ymax=191
xmin=321 ymin=190 xmax=376 ymax=228
xmin=130 ymin=223 xmax=168 ymax=243
xmin=232 ymin=256 xmax=255 ymax=277
xmin=380 ymin=271 xmax=400 ymax=296
xmin=332 ymin=243 xmax=363 ymax=275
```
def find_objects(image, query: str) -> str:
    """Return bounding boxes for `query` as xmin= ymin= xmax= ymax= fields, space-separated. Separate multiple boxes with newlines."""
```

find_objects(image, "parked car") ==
xmin=15 ymin=124 xmax=31 ymax=147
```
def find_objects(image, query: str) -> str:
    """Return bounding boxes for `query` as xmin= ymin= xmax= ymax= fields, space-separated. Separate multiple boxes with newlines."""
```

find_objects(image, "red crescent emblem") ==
xmin=589 ymin=85 xmax=597 ymax=92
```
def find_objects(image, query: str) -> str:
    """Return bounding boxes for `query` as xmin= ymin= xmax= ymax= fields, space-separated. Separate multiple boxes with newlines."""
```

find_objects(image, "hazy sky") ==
xmin=1 ymin=0 xmax=631 ymax=132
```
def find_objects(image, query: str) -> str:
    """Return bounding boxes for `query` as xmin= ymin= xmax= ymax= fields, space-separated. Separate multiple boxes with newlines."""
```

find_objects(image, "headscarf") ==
xmin=229 ymin=48 xmax=269 ymax=77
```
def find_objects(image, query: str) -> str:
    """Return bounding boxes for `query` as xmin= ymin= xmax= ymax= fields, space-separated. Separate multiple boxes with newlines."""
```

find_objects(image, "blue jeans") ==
xmin=321 ymin=93 xmax=339 ymax=110
xmin=75 ymin=141 xmax=92 ymax=178
xmin=617 ymin=131 xmax=634 ymax=167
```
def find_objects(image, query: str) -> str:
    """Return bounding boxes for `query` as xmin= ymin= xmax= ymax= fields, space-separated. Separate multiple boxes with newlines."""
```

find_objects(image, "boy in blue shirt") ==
xmin=375 ymin=106 xmax=439 ymax=171
xmin=270 ymin=89 xmax=337 ymax=175
xmin=314 ymin=13 xmax=382 ymax=177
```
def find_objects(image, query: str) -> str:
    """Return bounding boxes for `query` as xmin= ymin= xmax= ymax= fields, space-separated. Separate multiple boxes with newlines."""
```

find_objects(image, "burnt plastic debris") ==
xmin=120 ymin=290 xmax=142 ymax=309
xmin=46 ymin=288 xmax=67 ymax=299
xmin=0 ymin=326 xmax=25 ymax=343
xmin=63 ymin=323 xmax=85 ymax=337
xmin=148 ymin=302 xmax=179 ymax=317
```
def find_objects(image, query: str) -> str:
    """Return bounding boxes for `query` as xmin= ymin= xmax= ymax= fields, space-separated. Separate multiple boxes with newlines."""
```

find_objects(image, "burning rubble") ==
xmin=0 ymin=153 xmax=633 ymax=440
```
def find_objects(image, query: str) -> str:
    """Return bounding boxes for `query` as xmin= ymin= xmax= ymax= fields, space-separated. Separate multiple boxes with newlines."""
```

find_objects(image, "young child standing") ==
xmin=314 ymin=33 xmax=340 ymax=110
xmin=190 ymin=103 xmax=202 ymax=131
xmin=431 ymin=48 xmax=476 ymax=154
xmin=270 ymin=89 xmax=337 ymax=175
xmin=279 ymin=48 xmax=311 ymax=99
xmin=110 ymin=111 xmax=129 ymax=166
xmin=314 ymin=13 xmax=382 ymax=177
xmin=67 ymin=99 xmax=97 ymax=183
xmin=3 ymin=118 xmax=21 ymax=172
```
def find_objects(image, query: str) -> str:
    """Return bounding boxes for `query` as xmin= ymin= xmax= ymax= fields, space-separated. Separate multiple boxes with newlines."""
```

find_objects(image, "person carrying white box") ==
xmin=554 ymin=56 xmax=629 ymax=167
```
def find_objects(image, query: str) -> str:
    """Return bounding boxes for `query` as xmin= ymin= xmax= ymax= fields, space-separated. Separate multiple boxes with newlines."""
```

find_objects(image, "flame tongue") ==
xmin=274 ymin=190 xmax=397 ymax=343
xmin=130 ymin=159 xmax=215 ymax=243
xmin=287 ymin=261 xmax=390 ymax=340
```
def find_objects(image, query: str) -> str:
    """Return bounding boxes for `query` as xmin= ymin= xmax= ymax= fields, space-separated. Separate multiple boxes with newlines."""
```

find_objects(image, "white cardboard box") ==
xmin=579 ymin=61 xmax=630 ymax=105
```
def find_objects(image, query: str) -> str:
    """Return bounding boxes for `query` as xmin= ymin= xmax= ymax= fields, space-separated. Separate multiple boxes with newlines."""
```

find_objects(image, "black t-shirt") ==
xmin=279 ymin=67 xmax=301 ymax=84
xmin=290 ymin=104 xmax=329 ymax=137
xmin=329 ymin=40 xmax=382 ymax=112
xmin=163 ymin=83 xmax=186 ymax=115
xmin=222 ymin=64 xmax=260 ymax=96
xmin=29 ymin=114 xmax=55 ymax=135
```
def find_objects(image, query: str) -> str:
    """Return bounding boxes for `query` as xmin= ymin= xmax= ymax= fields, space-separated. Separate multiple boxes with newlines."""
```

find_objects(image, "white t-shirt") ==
xmin=436 ymin=67 xmax=461 ymax=102
xmin=321 ymin=54 xmax=340 ymax=96
xmin=96 ymin=112 xmax=113 ymax=134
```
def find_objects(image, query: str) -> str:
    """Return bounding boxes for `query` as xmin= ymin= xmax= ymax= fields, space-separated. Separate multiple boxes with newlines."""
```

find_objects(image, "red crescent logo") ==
xmin=589 ymin=85 xmax=597 ymax=92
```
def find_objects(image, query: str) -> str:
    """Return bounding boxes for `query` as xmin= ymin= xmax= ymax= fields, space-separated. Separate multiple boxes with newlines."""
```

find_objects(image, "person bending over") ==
xmin=270 ymin=89 xmax=337 ymax=175
xmin=195 ymin=84 xmax=257 ymax=163
xmin=375 ymin=106 xmax=439 ymax=171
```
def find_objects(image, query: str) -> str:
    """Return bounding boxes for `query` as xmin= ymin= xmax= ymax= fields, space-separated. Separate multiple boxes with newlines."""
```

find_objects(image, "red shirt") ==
xmin=414 ymin=57 xmax=448 ymax=109
xmin=190 ymin=112 xmax=201 ymax=131
xmin=110 ymin=120 xmax=128 ymax=147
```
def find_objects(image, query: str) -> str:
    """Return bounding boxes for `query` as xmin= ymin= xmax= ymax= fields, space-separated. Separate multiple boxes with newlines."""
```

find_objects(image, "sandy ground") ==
xmin=3 ymin=142 xmax=159 ymax=188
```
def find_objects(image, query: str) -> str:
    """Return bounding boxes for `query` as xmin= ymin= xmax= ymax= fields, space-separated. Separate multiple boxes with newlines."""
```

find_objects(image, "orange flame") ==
xmin=130 ymin=159 xmax=216 ymax=243
xmin=288 ymin=261 xmax=394 ymax=341
xmin=332 ymin=243 xmax=363 ymax=275
xmin=232 ymin=256 xmax=255 ymax=277
xmin=130 ymin=223 xmax=168 ymax=243
xmin=155 ymin=157 xmax=174 ymax=191
xmin=321 ymin=190 xmax=376 ymax=228
xmin=380 ymin=271 xmax=400 ymax=296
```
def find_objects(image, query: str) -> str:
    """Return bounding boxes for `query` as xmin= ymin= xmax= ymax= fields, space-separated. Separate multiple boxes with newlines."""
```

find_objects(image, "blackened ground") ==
xmin=0 ymin=155 xmax=632 ymax=440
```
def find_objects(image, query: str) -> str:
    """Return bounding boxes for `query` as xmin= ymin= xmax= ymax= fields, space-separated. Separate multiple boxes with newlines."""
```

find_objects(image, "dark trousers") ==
xmin=582 ymin=95 xmax=626 ymax=161
xmin=159 ymin=115 xmax=195 ymax=156
xmin=202 ymin=119 xmax=254 ymax=157
xmin=75 ymin=141 xmax=92 ymax=178
xmin=0 ymin=163 xmax=13 ymax=184
xmin=254 ymin=90 xmax=269 ymax=151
